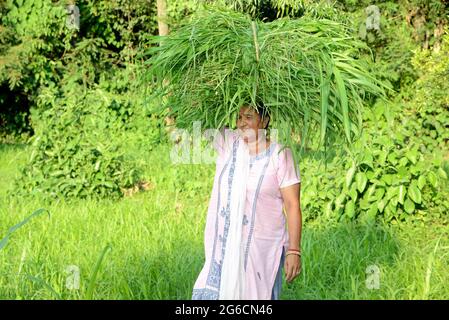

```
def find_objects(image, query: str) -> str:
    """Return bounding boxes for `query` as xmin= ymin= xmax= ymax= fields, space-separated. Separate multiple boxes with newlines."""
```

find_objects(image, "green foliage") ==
xmin=1 ymin=0 xmax=168 ymax=200
xmin=301 ymin=99 xmax=449 ymax=224
xmin=166 ymin=0 xmax=202 ymax=26
xmin=210 ymin=0 xmax=342 ymax=21
xmin=298 ymin=6 xmax=449 ymax=225
xmin=15 ymin=96 xmax=138 ymax=200
xmin=341 ymin=122 xmax=447 ymax=223
xmin=79 ymin=0 xmax=158 ymax=62
xmin=0 ymin=0 xmax=73 ymax=91
xmin=401 ymin=32 xmax=449 ymax=154
xmin=0 ymin=0 xmax=71 ymax=138
xmin=298 ymin=150 xmax=343 ymax=222
xmin=0 ymin=0 xmax=159 ymax=138
xmin=338 ymin=0 xmax=448 ymax=90
xmin=11 ymin=69 xmax=166 ymax=200
xmin=0 ymin=0 xmax=158 ymax=91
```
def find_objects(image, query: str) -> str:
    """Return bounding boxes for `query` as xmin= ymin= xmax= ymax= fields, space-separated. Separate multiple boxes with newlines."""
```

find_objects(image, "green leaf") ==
xmin=7 ymin=208 xmax=49 ymax=234
xmin=359 ymin=198 xmax=371 ymax=210
xmin=438 ymin=168 xmax=448 ymax=180
xmin=384 ymin=202 xmax=394 ymax=221
xmin=404 ymin=197 xmax=415 ymax=214
xmin=373 ymin=187 xmax=385 ymax=201
xmin=408 ymin=183 xmax=422 ymax=204
xmin=386 ymin=186 xmax=398 ymax=201
xmin=26 ymin=274 xmax=61 ymax=299
xmin=390 ymin=196 xmax=398 ymax=208
xmin=349 ymin=184 xmax=358 ymax=201
xmin=86 ymin=243 xmax=112 ymax=300
xmin=367 ymin=184 xmax=376 ymax=198
xmin=335 ymin=193 xmax=346 ymax=208
xmin=366 ymin=170 xmax=375 ymax=179
xmin=345 ymin=200 xmax=355 ymax=219
xmin=320 ymin=66 xmax=330 ymax=146
xmin=381 ymin=174 xmax=393 ymax=186
xmin=387 ymin=152 xmax=398 ymax=165
xmin=367 ymin=205 xmax=378 ymax=220
xmin=427 ymin=171 xmax=437 ymax=188
xmin=346 ymin=164 xmax=356 ymax=188
xmin=405 ymin=149 xmax=418 ymax=164
xmin=398 ymin=157 xmax=409 ymax=167
xmin=377 ymin=150 xmax=388 ymax=164
xmin=325 ymin=201 xmax=333 ymax=218
xmin=397 ymin=166 xmax=409 ymax=179
xmin=355 ymin=172 xmax=367 ymax=193
xmin=360 ymin=153 xmax=374 ymax=169
xmin=333 ymin=67 xmax=351 ymax=143
xmin=0 ymin=235 xmax=10 ymax=251
xmin=377 ymin=198 xmax=386 ymax=213
xmin=417 ymin=175 xmax=426 ymax=190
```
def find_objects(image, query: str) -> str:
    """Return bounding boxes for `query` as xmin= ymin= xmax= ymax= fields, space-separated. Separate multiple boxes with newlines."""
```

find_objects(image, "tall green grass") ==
xmin=1 ymin=143 xmax=448 ymax=299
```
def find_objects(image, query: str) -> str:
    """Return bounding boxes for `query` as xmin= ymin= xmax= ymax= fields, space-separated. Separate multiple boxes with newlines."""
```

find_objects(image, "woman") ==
xmin=192 ymin=102 xmax=302 ymax=300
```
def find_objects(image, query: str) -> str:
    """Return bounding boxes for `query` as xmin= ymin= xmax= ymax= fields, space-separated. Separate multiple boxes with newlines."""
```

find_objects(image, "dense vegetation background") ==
xmin=0 ymin=0 xmax=448 ymax=299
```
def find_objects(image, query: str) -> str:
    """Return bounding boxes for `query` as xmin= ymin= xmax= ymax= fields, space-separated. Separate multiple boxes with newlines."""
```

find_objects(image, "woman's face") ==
xmin=236 ymin=106 xmax=269 ymax=143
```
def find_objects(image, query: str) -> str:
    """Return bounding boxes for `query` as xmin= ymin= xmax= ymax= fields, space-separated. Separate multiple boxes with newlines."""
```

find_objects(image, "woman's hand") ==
xmin=284 ymin=254 xmax=301 ymax=283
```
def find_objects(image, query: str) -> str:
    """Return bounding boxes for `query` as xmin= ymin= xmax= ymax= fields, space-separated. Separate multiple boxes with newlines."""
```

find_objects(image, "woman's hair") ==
xmin=255 ymin=100 xmax=270 ymax=129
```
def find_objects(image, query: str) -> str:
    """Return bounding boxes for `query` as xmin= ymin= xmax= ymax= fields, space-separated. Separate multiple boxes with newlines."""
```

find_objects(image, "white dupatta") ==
xmin=218 ymin=136 xmax=250 ymax=300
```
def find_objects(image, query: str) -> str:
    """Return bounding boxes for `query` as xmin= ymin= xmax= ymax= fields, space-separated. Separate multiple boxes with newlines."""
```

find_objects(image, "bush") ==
xmin=301 ymin=99 xmax=449 ymax=224
xmin=300 ymin=33 xmax=449 ymax=225
xmin=335 ymin=104 xmax=448 ymax=224
xmin=12 ymin=69 xmax=166 ymax=201
xmin=402 ymin=32 xmax=449 ymax=154
xmin=0 ymin=0 xmax=160 ymax=139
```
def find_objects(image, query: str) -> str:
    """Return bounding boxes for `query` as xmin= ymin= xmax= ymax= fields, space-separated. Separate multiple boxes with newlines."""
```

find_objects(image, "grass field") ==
xmin=1 ymin=143 xmax=448 ymax=299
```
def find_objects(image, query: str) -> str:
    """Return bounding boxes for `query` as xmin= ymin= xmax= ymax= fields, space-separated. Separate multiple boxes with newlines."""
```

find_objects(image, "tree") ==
xmin=156 ymin=0 xmax=169 ymax=36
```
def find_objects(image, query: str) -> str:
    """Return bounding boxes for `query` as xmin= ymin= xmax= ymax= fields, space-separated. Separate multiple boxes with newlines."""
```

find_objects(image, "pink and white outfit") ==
xmin=192 ymin=129 xmax=301 ymax=300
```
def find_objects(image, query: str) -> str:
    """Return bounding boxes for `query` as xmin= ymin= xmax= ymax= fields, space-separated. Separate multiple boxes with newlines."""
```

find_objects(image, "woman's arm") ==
xmin=210 ymin=125 xmax=230 ymax=155
xmin=281 ymin=183 xmax=302 ymax=250
xmin=280 ymin=182 xmax=302 ymax=283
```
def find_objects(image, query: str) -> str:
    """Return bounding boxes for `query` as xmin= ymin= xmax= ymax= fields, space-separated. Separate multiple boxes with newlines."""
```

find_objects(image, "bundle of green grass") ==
xmin=142 ymin=6 xmax=389 ymax=152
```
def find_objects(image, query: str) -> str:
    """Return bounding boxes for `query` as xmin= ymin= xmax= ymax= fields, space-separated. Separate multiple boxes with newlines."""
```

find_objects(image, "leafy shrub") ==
xmin=301 ymin=100 xmax=449 ymax=224
xmin=301 ymin=33 xmax=449 ymax=224
xmin=336 ymin=116 xmax=447 ymax=223
xmin=12 ymin=70 xmax=165 ymax=200
xmin=0 ymin=0 xmax=160 ymax=139
xmin=401 ymin=32 xmax=449 ymax=154
xmin=298 ymin=150 xmax=344 ymax=222
xmin=336 ymin=0 xmax=448 ymax=90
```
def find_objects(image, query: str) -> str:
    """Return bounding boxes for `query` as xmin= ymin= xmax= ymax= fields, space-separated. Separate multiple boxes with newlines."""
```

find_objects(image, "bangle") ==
xmin=287 ymin=248 xmax=301 ymax=253
xmin=286 ymin=252 xmax=301 ymax=258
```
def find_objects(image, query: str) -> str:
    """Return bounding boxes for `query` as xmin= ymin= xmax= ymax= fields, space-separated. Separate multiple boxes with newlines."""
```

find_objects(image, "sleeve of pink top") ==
xmin=212 ymin=127 xmax=236 ymax=157
xmin=276 ymin=147 xmax=301 ymax=188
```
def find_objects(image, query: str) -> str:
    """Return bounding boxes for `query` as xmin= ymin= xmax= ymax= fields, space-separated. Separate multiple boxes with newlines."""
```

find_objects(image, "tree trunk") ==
xmin=156 ymin=0 xmax=169 ymax=36
xmin=156 ymin=0 xmax=173 ymax=135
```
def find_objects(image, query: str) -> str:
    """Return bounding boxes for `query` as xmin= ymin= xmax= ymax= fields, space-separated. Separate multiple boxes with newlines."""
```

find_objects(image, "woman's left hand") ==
xmin=284 ymin=254 xmax=301 ymax=283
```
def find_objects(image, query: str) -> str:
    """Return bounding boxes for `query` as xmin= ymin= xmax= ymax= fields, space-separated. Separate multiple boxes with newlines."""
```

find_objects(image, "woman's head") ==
xmin=237 ymin=101 xmax=270 ymax=143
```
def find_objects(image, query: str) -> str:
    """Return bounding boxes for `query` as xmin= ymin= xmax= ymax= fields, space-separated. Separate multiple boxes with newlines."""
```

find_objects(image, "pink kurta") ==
xmin=192 ymin=129 xmax=301 ymax=300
